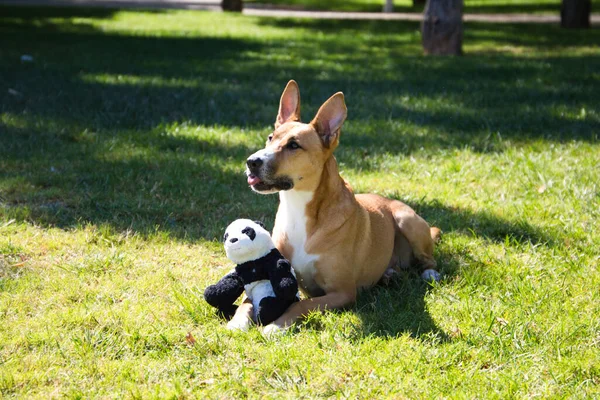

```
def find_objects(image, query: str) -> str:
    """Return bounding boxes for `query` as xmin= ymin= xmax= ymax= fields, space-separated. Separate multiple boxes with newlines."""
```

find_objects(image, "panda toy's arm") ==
xmin=269 ymin=259 xmax=298 ymax=301
xmin=204 ymin=271 xmax=245 ymax=309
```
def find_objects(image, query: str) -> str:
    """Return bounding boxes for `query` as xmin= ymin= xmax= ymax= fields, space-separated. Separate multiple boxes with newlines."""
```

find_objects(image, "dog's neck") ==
xmin=279 ymin=156 xmax=355 ymax=229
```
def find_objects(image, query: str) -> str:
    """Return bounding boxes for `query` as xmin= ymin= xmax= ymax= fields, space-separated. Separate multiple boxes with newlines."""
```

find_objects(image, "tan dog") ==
xmin=227 ymin=80 xmax=440 ymax=333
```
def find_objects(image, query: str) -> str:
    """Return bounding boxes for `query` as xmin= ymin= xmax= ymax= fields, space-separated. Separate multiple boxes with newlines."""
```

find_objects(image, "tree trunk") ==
xmin=561 ymin=0 xmax=590 ymax=28
xmin=383 ymin=0 xmax=394 ymax=13
xmin=221 ymin=0 xmax=243 ymax=12
xmin=421 ymin=0 xmax=463 ymax=55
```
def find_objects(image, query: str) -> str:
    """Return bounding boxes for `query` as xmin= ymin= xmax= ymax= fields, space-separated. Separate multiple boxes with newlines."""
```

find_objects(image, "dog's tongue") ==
xmin=247 ymin=175 xmax=262 ymax=186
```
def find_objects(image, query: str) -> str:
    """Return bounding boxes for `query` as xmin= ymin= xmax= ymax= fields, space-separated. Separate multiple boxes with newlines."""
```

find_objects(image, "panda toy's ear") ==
xmin=254 ymin=221 xmax=266 ymax=230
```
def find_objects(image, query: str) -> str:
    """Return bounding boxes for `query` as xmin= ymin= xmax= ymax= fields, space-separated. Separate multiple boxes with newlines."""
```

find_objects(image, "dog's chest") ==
xmin=277 ymin=191 xmax=321 ymax=296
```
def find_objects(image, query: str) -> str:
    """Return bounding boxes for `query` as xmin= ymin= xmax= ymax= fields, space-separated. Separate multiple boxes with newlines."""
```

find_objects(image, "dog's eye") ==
xmin=267 ymin=135 xmax=273 ymax=142
xmin=287 ymin=141 xmax=300 ymax=150
xmin=223 ymin=232 xmax=229 ymax=242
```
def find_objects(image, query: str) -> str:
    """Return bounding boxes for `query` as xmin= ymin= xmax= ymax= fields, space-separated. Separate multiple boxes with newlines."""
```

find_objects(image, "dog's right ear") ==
xmin=275 ymin=80 xmax=301 ymax=129
xmin=311 ymin=92 xmax=347 ymax=150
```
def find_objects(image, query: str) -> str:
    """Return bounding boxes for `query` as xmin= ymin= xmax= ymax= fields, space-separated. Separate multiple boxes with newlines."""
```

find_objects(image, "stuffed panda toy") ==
xmin=204 ymin=219 xmax=299 ymax=326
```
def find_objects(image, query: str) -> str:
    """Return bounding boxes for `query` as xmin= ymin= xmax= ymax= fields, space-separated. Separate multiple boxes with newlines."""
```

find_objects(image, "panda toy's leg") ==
xmin=256 ymin=296 xmax=292 ymax=326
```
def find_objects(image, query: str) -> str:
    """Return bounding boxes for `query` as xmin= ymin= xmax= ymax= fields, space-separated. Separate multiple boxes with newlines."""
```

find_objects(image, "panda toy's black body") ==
xmin=204 ymin=219 xmax=299 ymax=326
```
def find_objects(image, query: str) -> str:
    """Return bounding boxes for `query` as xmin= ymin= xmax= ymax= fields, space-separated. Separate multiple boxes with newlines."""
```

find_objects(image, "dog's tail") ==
xmin=430 ymin=227 xmax=442 ymax=243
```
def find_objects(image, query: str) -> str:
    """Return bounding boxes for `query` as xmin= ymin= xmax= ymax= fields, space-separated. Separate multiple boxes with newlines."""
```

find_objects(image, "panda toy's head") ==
xmin=223 ymin=219 xmax=274 ymax=265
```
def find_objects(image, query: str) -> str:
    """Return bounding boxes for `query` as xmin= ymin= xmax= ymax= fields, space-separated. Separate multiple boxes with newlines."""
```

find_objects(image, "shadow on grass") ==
xmin=346 ymin=235 xmax=476 ymax=340
xmin=295 ymin=267 xmax=454 ymax=340
xmin=353 ymin=273 xmax=450 ymax=340
xmin=1 ymin=121 xmax=278 ymax=241
xmin=259 ymin=17 xmax=600 ymax=48
xmin=405 ymin=198 xmax=557 ymax=246
xmin=2 ymin=6 xmax=598 ymax=245
xmin=2 ymin=11 xmax=598 ymax=136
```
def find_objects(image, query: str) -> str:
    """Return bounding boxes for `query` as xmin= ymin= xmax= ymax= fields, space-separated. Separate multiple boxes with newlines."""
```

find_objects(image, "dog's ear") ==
xmin=311 ymin=92 xmax=347 ymax=149
xmin=275 ymin=80 xmax=301 ymax=129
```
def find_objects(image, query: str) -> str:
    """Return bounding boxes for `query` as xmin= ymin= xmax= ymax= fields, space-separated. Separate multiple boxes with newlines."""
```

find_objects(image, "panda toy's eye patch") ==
xmin=242 ymin=227 xmax=256 ymax=241
xmin=223 ymin=232 xmax=229 ymax=242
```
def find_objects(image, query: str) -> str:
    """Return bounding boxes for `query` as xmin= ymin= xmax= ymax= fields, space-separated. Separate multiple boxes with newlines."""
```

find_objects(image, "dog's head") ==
xmin=246 ymin=80 xmax=347 ymax=194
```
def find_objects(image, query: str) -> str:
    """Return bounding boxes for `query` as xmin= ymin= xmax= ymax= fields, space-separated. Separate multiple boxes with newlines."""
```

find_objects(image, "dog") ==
xmin=227 ymin=80 xmax=440 ymax=333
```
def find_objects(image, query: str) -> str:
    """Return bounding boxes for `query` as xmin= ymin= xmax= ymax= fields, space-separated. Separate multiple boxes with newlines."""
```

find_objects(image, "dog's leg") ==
xmin=394 ymin=229 xmax=413 ymax=270
xmin=263 ymin=290 xmax=356 ymax=335
xmin=392 ymin=207 xmax=440 ymax=282
xmin=226 ymin=296 xmax=254 ymax=331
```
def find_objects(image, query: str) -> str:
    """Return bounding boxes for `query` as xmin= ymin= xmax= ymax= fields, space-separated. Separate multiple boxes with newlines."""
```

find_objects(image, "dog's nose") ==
xmin=229 ymin=238 xmax=238 ymax=243
xmin=246 ymin=157 xmax=263 ymax=170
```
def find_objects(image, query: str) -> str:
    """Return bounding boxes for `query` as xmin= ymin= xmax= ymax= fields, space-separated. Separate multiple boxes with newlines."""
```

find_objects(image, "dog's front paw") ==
xmin=227 ymin=316 xmax=251 ymax=331
xmin=421 ymin=269 xmax=441 ymax=282
xmin=262 ymin=323 xmax=286 ymax=338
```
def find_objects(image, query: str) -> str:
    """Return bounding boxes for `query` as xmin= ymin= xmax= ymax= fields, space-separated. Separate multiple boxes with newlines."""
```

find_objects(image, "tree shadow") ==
xmin=0 ymin=7 xmax=278 ymax=241
xmin=1 ymin=6 xmax=598 ymax=245
xmin=0 ymin=119 xmax=280 ymax=241
xmin=464 ymin=21 xmax=600 ymax=48
xmin=258 ymin=17 xmax=600 ymax=48
xmin=3 ymin=11 xmax=598 ymax=138
xmin=252 ymin=20 xmax=599 ymax=148
xmin=403 ymin=198 xmax=558 ymax=247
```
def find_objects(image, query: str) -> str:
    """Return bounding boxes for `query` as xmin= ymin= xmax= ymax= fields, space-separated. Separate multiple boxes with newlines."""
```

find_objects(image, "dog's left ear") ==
xmin=311 ymin=92 xmax=347 ymax=149
xmin=275 ymin=80 xmax=301 ymax=129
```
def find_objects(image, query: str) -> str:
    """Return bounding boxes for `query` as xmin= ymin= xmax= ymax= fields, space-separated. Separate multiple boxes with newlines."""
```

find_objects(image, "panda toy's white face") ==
xmin=223 ymin=219 xmax=274 ymax=265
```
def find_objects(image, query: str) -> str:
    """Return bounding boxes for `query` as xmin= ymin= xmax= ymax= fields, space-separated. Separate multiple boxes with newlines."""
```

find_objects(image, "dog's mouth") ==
xmin=246 ymin=172 xmax=293 ymax=193
xmin=247 ymin=174 xmax=262 ymax=187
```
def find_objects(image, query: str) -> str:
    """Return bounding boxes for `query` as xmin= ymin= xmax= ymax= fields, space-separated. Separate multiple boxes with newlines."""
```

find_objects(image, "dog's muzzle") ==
xmin=246 ymin=156 xmax=264 ymax=187
xmin=245 ymin=150 xmax=293 ymax=193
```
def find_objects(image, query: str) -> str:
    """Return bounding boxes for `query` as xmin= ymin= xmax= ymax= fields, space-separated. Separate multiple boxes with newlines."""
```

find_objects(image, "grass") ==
xmin=1 ymin=5 xmax=600 ymax=398
xmin=246 ymin=0 xmax=596 ymax=14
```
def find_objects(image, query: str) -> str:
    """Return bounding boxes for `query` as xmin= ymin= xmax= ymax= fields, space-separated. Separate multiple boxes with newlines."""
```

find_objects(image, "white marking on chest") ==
xmin=278 ymin=190 xmax=320 ymax=293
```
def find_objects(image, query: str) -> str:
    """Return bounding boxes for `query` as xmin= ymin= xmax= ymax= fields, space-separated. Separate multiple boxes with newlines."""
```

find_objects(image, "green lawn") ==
xmin=247 ymin=0 xmax=582 ymax=14
xmin=1 ymin=6 xmax=600 ymax=398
